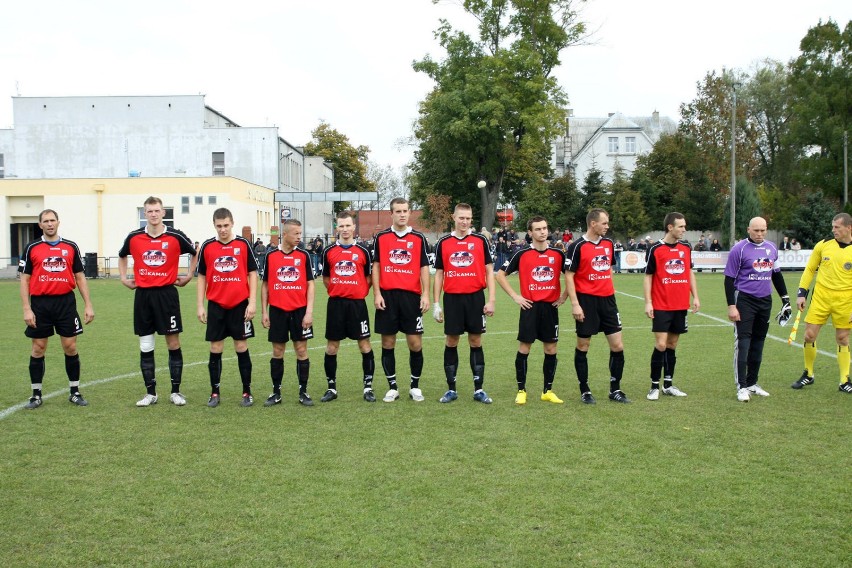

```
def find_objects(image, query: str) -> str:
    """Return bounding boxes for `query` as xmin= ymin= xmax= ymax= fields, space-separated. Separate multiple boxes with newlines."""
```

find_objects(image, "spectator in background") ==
xmin=780 ymin=236 xmax=792 ymax=251
xmin=703 ymin=234 xmax=712 ymax=251
xmin=791 ymin=239 xmax=801 ymax=251
xmin=710 ymin=239 xmax=723 ymax=251
xmin=627 ymin=237 xmax=637 ymax=251
xmin=613 ymin=240 xmax=624 ymax=273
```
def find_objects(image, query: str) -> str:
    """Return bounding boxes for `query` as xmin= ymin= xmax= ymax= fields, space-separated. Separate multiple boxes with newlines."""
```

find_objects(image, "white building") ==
xmin=551 ymin=110 xmax=677 ymax=185
xmin=0 ymin=95 xmax=333 ymax=266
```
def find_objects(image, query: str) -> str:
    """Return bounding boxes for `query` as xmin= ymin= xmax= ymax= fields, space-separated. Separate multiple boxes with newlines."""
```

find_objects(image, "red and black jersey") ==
xmin=322 ymin=242 xmax=372 ymax=299
xmin=434 ymin=232 xmax=493 ymax=294
xmin=500 ymin=246 xmax=567 ymax=303
xmin=118 ymin=227 xmax=196 ymax=288
xmin=645 ymin=240 xmax=693 ymax=310
xmin=263 ymin=247 xmax=314 ymax=311
xmin=198 ymin=236 xmax=258 ymax=309
xmin=566 ymin=236 xmax=615 ymax=297
xmin=372 ymin=227 xmax=430 ymax=294
xmin=21 ymin=238 xmax=84 ymax=296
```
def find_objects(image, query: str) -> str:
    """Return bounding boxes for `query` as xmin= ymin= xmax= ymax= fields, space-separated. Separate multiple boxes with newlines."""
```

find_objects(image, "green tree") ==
xmin=580 ymin=165 xmax=608 ymax=211
xmin=787 ymin=19 xmax=851 ymax=198
xmin=411 ymin=0 xmax=587 ymax=229
xmin=608 ymin=164 xmax=648 ymax=240
xmin=304 ymin=122 xmax=375 ymax=213
xmin=790 ymin=191 xmax=838 ymax=247
xmin=756 ymin=183 xmax=793 ymax=231
xmin=516 ymin=179 xmax=557 ymax=230
xmin=721 ymin=177 xmax=762 ymax=244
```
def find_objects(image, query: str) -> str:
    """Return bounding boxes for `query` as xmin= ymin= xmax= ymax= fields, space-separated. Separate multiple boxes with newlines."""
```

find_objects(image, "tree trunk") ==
xmin=480 ymin=179 xmax=501 ymax=230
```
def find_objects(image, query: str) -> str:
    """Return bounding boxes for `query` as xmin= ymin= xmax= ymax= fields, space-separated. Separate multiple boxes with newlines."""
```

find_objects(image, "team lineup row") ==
xmin=18 ymin=197 xmax=852 ymax=411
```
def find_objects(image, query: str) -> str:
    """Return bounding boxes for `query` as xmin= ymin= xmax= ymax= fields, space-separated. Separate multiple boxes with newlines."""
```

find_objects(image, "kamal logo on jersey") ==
xmin=42 ymin=256 xmax=68 ymax=272
xmin=389 ymin=249 xmax=412 ymax=266
xmin=214 ymin=256 xmax=239 ymax=273
xmin=142 ymin=250 xmax=167 ymax=267
xmin=450 ymin=251 xmax=474 ymax=268
xmin=334 ymin=260 xmax=357 ymax=277
xmin=664 ymin=258 xmax=686 ymax=275
xmin=752 ymin=258 xmax=773 ymax=272
xmin=276 ymin=265 xmax=300 ymax=282
xmin=591 ymin=255 xmax=611 ymax=272
xmin=532 ymin=266 xmax=555 ymax=282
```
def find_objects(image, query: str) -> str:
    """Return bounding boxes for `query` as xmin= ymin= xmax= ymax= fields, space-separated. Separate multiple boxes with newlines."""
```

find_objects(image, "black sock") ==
xmin=324 ymin=353 xmax=337 ymax=390
xmin=381 ymin=348 xmax=397 ymax=390
xmin=168 ymin=348 xmax=183 ymax=394
xmin=30 ymin=356 xmax=45 ymax=398
xmin=444 ymin=346 xmax=458 ymax=391
xmin=270 ymin=357 xmax=284 ymax=394
xmin=651 ymin=348 xmax=664 ymax=389
xmin=663 ymin=348 xmax=676 ymax=389
xmin=297 ymin=359 xmax=310 ymax=393
xmin=65 ymin=354 xmax=81 ymax=396
xmin=543 ymin=353 xmax=557 ymax=393
xmin=574 ymin=349 xmax=589 ymax=394
xmin=410 ymin=350 xmax=423 ymax=389
xmin=470 ymin=346 xmax=485 ymax=391
xmin=237 ymin=350 xmax=252 ymax=394
xmin=362 ymin=351 xmax=374 ymax=390
xmin=140 ymin=351 xmax=156 ymax=395
xmin=208 ymin=352 xmax=222 ymax=395
xmin=609 ymin=350 xmax=625 ymax=393
xmin=515 ymin=352 xmax=529 ymax=391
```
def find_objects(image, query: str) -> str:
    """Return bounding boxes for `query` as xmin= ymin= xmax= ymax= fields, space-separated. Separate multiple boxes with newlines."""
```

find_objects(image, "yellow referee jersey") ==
xmin=798 ymin=238 xmax=852 ymax=292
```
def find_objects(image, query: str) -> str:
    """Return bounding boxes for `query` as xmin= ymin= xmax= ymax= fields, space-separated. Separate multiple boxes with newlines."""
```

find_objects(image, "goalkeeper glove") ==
xmin=775 ymin=296 xmax=792 ymax=326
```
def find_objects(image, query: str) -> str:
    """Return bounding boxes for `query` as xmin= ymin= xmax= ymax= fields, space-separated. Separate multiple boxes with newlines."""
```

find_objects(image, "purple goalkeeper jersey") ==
xmin=724 ymin=238 xmax=780 ymax=298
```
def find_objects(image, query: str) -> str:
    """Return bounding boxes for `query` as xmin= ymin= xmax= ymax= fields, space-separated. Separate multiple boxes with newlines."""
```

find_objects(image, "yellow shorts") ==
xmin=805 ymin=284 xmax=852 ymax=328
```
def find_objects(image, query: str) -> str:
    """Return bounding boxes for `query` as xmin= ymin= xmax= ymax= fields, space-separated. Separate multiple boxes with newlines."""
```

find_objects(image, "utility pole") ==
xmin=729 ymin=81 xmax=740 ymax=248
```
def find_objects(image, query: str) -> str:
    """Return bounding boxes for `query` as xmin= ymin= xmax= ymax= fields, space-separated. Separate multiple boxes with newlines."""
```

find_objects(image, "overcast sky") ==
xmin=1 ymin=1 xmax=848 ymax=169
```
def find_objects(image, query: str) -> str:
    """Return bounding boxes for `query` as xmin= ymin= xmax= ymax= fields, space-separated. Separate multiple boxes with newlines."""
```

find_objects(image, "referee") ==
xmin=433 ymin=203 xmax=496 ymax=404
xmin=792 ymin=212 xmax=852 ymax=394
xmin=118 ymin=196 xmax=198 ymax=407
xmin=19 ymin=209 xmax=94 ymax=409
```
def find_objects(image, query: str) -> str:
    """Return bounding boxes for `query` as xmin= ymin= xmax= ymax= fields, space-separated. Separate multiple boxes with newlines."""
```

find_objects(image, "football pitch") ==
xmin=0 ymin=272 xmax=848 ymax=567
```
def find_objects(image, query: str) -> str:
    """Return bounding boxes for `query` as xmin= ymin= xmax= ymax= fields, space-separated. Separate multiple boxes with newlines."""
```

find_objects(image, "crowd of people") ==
xmin=17 ymin=196 xmax=851 ymax=412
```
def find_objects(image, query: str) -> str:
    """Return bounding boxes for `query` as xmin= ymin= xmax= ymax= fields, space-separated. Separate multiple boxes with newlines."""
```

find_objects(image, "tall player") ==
xmin=643 ymin=212 xmax=700 ymax=400
xmin=792 ymin=212 xmax=852 ymax=394
xmin=495 ymin=216 xmax=569 ymax=405
xmin=432 ymin=203 xmax=496 ymax=404
xmin=262 ymin=219 xmax=315 ymax=406
xmin=196 ymin=208 xmax=258 ymax=408
xmin=320 ymin=210 xmax=376 ymax=402
xmin=372 ymin=197 xmax=431 ymax=403
xmin=724 ymin=216 xmax=788 ymax=402
xmin=118 ymin=196 xmax=197 ymax=407
xmin=19 ymin=209 xmax=95 ymax=409
xmin=565 ymin=208 xmax=629 ymax=404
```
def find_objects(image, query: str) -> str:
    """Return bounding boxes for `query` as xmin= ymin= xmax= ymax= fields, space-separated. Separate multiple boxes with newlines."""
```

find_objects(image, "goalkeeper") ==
xmin=724 ymin=217 xmax=789 ymax=402
xmin=791 ymin=213 xmax=852 ymax=394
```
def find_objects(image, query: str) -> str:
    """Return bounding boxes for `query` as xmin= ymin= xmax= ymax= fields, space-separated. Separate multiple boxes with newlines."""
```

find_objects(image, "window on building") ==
xmin=608 ymin=137 xmax=619 ymax=153
xmin=0 ymin=153 xmax=4 ymax=178
xmin=138 ymin=207 xmax=175 ymax=229
xmin=194 ymin=196 xmax=203 ymax=205
xmin=181 ymin=196 xmax=190 ymax=214
xmin=212 ymin=152 xmax=225 ymax=176
xmin=625 ymin=137 xmax=636 ymax=153
xmin=208 ymin=196 xmax=217 ymax=205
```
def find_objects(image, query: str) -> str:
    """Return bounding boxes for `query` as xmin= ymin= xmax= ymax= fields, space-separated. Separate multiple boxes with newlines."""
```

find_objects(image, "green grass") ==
xmin=0 ymin=273 xmax=848 ymax=567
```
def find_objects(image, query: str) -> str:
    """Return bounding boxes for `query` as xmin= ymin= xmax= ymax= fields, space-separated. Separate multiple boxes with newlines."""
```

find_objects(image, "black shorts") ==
xmin=25 ymin=293 xmax=83 ymax=339
xmin=517 ymin=301 xmax=560 ymax=344
xmin=325 ymin=296 xmax=371 ymax=341
xmin=444 ymin=292 xmax=486 ymax=336
xmin=206 ymin=299 xmax=255 ymax=342
xmin=268 ymin=305 xmax=314 ymax=343
xmin=576 ymin=293 xmax=622 ymax=337
xmin=134 ymin=286 xmax=182 ymax=336
xmin=652 ymin=309 xmax=689 ymax=334
xmin=374 ymin=289 xmax=424 ymax=336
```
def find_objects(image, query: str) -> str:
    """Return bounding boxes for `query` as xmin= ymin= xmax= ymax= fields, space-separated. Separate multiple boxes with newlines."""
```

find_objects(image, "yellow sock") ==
xmin=838 ymin=345 xmax=850 ymax=384
xmin=804 ymin=342 xmax=817 ymax=377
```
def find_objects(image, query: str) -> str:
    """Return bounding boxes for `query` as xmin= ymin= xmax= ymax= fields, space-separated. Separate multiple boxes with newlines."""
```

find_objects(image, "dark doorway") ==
xmin=10 ymin=222 xmax=41 ymax=264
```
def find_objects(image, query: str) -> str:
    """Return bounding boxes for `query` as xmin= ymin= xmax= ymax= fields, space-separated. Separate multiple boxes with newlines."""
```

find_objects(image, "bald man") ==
xmin=724 ymin=217 xmax=789 ymax=402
